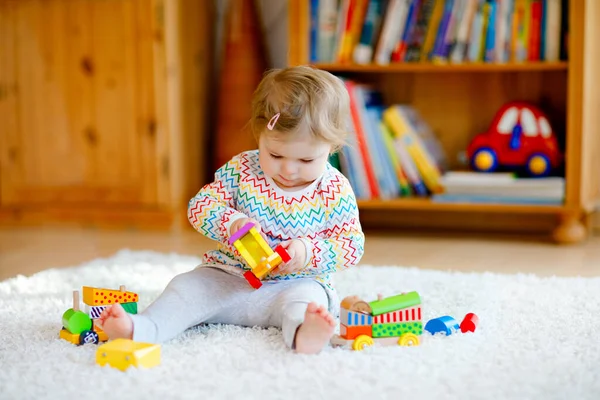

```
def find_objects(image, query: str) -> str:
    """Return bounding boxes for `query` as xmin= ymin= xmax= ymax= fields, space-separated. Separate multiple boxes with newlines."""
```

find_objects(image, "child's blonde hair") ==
xmin=250 ymin=65 xmax=350 ymax=152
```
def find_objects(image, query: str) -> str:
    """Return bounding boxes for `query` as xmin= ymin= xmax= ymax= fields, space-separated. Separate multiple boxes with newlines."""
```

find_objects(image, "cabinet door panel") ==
xmin=0 ymin=0 xmax=157 ymax=206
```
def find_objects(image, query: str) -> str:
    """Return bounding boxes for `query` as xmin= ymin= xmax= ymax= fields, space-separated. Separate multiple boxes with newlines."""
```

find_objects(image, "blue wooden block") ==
xmin=424 ymin=316 xmax=460 ymax=336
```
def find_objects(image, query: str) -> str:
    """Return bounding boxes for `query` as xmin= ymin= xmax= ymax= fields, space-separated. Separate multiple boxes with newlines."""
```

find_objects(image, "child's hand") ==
xmin=277 ymin=239 xmax=308 ymax=274
xmin=229 ymin=217 xmax=261 ymax=237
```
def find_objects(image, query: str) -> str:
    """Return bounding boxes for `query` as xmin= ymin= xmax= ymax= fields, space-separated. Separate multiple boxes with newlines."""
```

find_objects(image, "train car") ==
xmin=330 ymin=291 xmax=423 ymax=350
xmin=60 ymin=285 xmax=138 ymax=345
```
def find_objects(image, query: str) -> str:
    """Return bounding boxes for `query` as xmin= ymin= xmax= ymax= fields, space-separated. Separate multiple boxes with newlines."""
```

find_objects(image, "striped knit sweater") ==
xmin=187 ymin=150 xmax=365 ymax=291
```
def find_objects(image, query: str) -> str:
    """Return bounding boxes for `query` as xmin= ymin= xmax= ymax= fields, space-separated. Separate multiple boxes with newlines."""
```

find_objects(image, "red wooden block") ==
xmin=243 ymin=271 xmax=262 ymax=289
xmin=460 ymin=313 xmax=479 ymax=333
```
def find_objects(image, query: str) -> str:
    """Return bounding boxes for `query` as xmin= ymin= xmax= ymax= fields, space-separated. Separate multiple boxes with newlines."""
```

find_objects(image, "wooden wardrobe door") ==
xmin=0 ymin=0 xmax=158 ymax=207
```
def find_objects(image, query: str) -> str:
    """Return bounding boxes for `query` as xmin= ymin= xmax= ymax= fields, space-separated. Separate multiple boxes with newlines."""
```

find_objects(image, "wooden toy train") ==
xmin=331 ymin=291 xmax=478 ymax=351
xmin=331 ymin=291 xmax=423 ymax=350
xmin=60 ymin=285 xmax=138 ymax=346
xmin=229 ymin=221 xmax=291 ymax=289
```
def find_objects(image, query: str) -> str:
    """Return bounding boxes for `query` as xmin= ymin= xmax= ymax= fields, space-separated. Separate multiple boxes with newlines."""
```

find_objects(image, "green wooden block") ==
xmin=62 ymin=308 xmax=92 ymax=335
xmin=369 ymin=291 xmax=421 ymax=316
xmin=121 ymin=302 xmax=137 ymax=314
xmin=372 ymin=321 xmax=423 ymax=338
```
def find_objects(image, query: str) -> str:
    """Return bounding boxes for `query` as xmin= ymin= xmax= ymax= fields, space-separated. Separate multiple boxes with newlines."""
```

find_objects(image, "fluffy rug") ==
xmin=1 ymin=250 xmax=599 ymax=400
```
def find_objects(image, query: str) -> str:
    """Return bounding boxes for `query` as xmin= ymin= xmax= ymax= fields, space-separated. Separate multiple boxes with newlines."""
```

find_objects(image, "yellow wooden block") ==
xmin=96 ymin=339 xmax=161 ymax=371
xmin=83 ymin=286 xmax=139 ymax=306
xmin=233 ymin=226 xmax=274 ymax=270
xmin=59 ymin=328 xmax=80 ymax=345
xmin=252 ymin=252 xmax=283 ymax=279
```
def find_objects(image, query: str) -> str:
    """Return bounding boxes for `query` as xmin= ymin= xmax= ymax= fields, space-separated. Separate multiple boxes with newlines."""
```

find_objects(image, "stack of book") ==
xmin=432 ymin=171 xmax=565 ymax=204
xmin=310 ymin=0 xmax=566 ymax=65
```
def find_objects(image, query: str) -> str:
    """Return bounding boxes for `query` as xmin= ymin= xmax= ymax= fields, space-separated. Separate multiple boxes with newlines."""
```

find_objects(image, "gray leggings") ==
xmin=129 ymin=266 xmax=329 ymax=349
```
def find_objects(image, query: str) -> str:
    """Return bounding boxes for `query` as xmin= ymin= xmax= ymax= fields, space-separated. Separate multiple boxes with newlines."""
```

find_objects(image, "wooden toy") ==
xmin=83 ymin=285 xmax=138 ymax=305
xmin=60 ymin=285 xmax=139 ymax=346
xmin=96 ymin=338 xmax=161 ymax=371
xmin=466 ymin=101 xmax=563 ymax=177
xmin=330 ymin=291 xmax=423 ymax=351
xmin=228 ymin=221 xmax=290 ymax=289
xmin=460 ymin=313 xmax=479 ymax=333
xmin=62 ymin=291 xmax=92 ymax=335
xmin=424 ymin=316 xmax=460 ymax=336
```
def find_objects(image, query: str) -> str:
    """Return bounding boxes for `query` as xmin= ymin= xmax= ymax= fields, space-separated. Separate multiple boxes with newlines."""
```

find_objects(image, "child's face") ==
xmin=258 ymin=132 xmax=332 ymax=191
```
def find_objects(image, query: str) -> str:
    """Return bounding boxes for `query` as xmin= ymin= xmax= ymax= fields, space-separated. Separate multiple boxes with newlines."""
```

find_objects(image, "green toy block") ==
xmin=121 ymin=302 xmax=138 ymax=314
xmin=369 ymin=291 xmax=421 ymax=316
xmin=372 ymin=321 xmax=423 ymax=338
xmin=62 ymin=309 xmax=92 ymax=335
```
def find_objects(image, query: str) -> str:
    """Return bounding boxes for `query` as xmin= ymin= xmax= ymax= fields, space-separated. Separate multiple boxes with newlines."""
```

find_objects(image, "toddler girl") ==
xmin=97 ymin=65 xmax=365 ymax=354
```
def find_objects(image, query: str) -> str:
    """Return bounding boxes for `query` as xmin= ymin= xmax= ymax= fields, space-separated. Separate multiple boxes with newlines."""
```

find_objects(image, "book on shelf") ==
xmin=335 ymin=78 xmax=447 ymax=200
xmin=308 ymin=0 xmax=566 ymax=65
xmin=332 ymin=79 xmax=566 ymax=205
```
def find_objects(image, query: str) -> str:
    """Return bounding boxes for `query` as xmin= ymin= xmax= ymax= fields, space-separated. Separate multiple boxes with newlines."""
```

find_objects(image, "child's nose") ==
xmin=281 ymin=161 xmax=297 ymax=175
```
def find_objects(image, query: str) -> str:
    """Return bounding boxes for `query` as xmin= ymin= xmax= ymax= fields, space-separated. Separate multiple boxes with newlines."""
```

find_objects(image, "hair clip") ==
xmin=267 ymin=113 xmax=280 ymax=130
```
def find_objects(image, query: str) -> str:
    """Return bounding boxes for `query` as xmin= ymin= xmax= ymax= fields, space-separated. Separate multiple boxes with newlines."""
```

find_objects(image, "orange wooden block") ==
xmin=83 ymin=285 xmax=138 ymax=306
xmin=340 ymin=324 xmax=372 ymax=340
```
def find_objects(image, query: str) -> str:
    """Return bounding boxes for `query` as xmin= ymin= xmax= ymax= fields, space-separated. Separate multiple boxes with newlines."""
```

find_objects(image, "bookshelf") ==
xmin=288 ymin=0 xmax=600 ymax=243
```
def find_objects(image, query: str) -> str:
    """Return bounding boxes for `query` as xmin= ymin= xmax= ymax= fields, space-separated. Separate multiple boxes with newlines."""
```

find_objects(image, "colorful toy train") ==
xmin=331 ymin=291 xmax=424 ymax=350
xmin=229 ymin=222 xmax=291 ymax=289
xmin=331 ymin=291 xmax=479 ymax=351
xmin=59 ymin=285 xmax=138 ymax=346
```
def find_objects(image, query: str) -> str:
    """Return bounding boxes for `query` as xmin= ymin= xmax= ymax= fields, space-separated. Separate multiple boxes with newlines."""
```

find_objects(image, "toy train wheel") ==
xmin=526 ymin=153 xmax=551 ymax=177
xmin=352 ymin=335 xmax=374 ymax=351
xmin=398 ymin=333 xmax=420 ymax=346
xmin=243 ymin=271 xmax=262 ymax=289
xmin=274 ymin=245 xmax=291 ymax=263
xmin=79 ymin=330 xmax=100 ymax=345
xmin=471 ymin=148 xmax=498 ymax=172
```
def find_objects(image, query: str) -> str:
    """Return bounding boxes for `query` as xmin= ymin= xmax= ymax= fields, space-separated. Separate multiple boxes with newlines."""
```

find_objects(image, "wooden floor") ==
xmin=1 ymin=226 xmax=600 ymax=281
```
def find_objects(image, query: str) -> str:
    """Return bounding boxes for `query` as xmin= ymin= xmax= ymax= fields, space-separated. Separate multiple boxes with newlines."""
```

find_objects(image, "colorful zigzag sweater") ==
xmin=187 ymin=150 xmax=365 ymax=292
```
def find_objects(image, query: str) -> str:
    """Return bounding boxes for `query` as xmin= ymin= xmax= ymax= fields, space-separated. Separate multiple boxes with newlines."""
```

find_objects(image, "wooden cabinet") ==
xmin=0 ymin=0 xmax=213 ymax=229
xmin=288 ymin=0 xmax=600 ymax=243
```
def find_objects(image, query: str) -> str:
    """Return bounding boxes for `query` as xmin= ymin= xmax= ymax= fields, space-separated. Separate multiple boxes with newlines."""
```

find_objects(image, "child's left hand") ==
xmin=277 ymin=239 xmax=308 ymax=274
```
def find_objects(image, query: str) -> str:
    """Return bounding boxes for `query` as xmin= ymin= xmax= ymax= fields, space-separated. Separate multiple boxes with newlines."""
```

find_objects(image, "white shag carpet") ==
xmin=1 ymin=250 xmax=599 ymax=400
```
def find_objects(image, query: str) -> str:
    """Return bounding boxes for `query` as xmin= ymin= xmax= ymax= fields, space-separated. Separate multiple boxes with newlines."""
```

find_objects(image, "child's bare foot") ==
xmin=294 ymin=302 xmax=336 ymax=354
xmin=95 ymin=303 xmax=134 ymax=340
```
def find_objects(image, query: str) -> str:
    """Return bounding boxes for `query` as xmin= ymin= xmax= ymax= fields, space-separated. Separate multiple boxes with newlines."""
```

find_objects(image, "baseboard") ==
xmin=0 ymin=205 xmax=176 ymax=230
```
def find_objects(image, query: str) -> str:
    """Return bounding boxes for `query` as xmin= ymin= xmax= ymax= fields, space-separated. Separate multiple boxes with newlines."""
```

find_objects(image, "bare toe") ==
xmin=306 ymin=302 xmax=319 ymax=313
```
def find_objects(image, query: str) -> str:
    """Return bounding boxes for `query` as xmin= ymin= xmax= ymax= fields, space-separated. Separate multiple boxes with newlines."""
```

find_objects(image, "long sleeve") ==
xmin=187 ymin=156 xmax=248 ymax=244
xmin=301 ymin=176 xmax=365 ymax=276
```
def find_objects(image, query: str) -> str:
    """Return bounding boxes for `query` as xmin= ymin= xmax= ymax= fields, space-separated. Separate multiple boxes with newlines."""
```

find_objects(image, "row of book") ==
xmin=330 ymin=79 xmax=565 ymax=204
xmin=331 ymin=79 xmax=448 ymax=200
xmin=310 ymin=0 xmax=567 ymax=65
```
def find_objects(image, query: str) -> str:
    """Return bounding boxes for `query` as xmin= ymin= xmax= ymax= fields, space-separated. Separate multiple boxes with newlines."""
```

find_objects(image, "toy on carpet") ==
xmin=229 ymin=221 xmax=291 ymax=289
xmin=424 ymin=312 xmax=479 ymax=336
xmin=331 ymin=290 xmax=479 ymax=350
xmin=96 ymin=338 xmax=161 ymax=371
xmin=59 ymin=285 xmax=138 ymax=346
xmin=330 ymin=291 xmax=423 ymax=350
xmin=466 ymin=101 xmax=563 ymax=177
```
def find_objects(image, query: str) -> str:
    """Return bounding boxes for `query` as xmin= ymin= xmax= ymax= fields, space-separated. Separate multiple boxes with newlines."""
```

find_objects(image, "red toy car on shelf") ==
xmin=466 ymin=101 xmax=563 ymax=177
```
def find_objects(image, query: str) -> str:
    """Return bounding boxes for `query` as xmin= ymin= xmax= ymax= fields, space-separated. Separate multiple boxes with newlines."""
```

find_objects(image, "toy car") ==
xmin=466 ymin=101 xmax=562 ymax=177
xmin=229 ymin=222 xmax=290 ymax=289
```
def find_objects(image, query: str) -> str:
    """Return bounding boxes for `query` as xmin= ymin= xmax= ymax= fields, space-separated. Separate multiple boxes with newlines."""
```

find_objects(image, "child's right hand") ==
xmin=229 ymin=217 xmax=261 ymax=237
